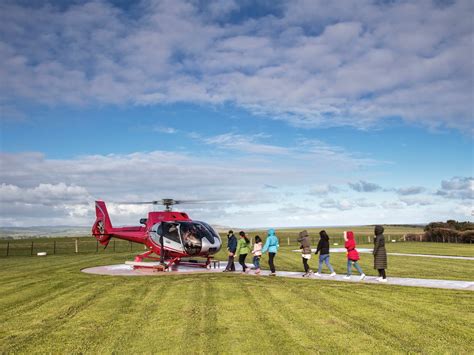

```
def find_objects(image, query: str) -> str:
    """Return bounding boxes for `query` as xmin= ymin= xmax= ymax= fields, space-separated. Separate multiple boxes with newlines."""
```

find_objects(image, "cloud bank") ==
xmin=1 ymin=0 xmax=473 ymax=131
xmin=0 ymin=148 xmax=471 ymax=226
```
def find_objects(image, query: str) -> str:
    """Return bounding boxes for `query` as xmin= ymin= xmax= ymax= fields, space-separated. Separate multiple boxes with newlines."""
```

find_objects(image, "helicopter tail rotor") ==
xmin=92 ymin=200 xmax=113 ymax=246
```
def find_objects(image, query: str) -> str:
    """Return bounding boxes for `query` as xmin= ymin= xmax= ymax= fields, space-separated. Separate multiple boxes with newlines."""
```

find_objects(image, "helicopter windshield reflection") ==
xmin=179 ymin=222 xmax=217 ymax=256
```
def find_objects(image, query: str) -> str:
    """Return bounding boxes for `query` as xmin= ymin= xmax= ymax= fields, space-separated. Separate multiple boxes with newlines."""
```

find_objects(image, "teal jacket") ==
xmin=262 ymin=229 xmax=279 ymax=254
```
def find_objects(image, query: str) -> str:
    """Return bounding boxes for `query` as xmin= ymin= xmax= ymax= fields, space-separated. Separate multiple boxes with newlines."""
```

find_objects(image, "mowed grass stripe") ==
xmin=240 ymin=276 xmax=314 ymax=353
xmin=1 ymin=279 xmax=120 ymax=352
xmin=55 ymin=279 xmax=162 ymax=353
xmin=115 ymin=277 xmax=189 ymax=352
xmin=299 ymin=283 xmax=473 ymax=352
xmin=0 ymin=279 xmax=92 ymax=315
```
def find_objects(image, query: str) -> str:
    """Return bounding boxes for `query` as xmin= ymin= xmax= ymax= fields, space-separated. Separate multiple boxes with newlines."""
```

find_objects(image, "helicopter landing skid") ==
xmin=176 ymin=256 xmax=215 ymax=269
xmin=129 ymin=252 xmax=214 ymax=271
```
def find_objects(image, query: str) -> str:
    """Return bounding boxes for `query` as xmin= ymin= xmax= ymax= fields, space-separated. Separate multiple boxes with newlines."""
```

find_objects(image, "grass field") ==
xmin=1 ymin=241 xmax=473 ymax=353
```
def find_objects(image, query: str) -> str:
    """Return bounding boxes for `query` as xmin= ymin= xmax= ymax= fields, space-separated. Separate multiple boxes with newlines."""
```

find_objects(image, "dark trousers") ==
xmin=302 ymin=257 xmax=310 ymax=273
xmin=268 ymin=252 xmax=276 ymax=273
xmin=226 ymin=254 xmax=235 ymax=271
xmin=378 ymin=269 xmax=386 ymax=279
xmin=239 ymin=254 xmax=248 ymax=271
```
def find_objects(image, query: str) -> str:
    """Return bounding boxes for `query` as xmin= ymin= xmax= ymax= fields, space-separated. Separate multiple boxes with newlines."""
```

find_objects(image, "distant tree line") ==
xmin=404 ymin=220 xmax=473 ymax=243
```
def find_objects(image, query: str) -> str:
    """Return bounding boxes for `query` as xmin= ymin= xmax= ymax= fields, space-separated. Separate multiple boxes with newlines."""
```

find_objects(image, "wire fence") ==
xmin=0 ymin=239 xmax=147 ymax=257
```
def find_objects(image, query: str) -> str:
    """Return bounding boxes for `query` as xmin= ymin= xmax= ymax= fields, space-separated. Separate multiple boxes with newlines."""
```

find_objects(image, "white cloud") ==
xmin=309 ymin=184 xmax=340 ymax=197
xmin=203 ymin=133 xmax=290 ymax=155
xmin=395 ymin=186 xmax=426 ymax=195
xmin=436 ymin=176 xmax=473 ymax=200
xmin=399 ymin=196 xmax=434 ymax=206
xmin=348 ymin=180 xmax=382 ymax=192
xmin=154 ymin=126 xmax=177 ymax=134
xmin=1 ymin=0 xmax=472 ymax=132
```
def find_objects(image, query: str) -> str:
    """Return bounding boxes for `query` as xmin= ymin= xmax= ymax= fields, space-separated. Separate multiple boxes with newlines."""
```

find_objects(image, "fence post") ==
xmin=287 ymin=237 xmax=290 ymax=246
xmin=75 ymin=239 xmax=78 ymax=253
xmin=96 ymin=240 xmax=99 ymax=252
xmin=6 ymin=241 xmax=9 ymax=256
xmin=54 ymin=241 xmax=56 ymax=255
xmin=31 ymin=241 xmax=34 ymax=256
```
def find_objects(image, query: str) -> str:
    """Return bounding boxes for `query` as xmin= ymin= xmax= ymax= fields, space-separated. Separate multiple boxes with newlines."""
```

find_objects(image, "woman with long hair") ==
xmin=236 ymin=231 xmax=251 ymax=273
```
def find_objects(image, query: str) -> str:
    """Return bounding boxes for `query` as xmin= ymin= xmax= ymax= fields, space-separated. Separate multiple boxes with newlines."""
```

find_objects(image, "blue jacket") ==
xmin=262 ymin=229 xmax=279 ymax=254
xmin=227 ymin=234 xmax=237 ymax=253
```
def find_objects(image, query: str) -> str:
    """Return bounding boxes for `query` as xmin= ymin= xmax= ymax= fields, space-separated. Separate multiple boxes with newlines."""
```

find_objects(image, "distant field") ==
xmin=0 ymin=225 xmax=429 ymax=257
xmin=1 ymin=241 xmax=473 ymax=353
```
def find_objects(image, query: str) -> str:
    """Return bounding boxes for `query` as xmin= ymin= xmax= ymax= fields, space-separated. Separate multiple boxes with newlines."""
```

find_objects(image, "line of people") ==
xmin=223 ymin=229 xmax=279 ymax=275
xmin=223 ymin=225 xmax=388 ymax=282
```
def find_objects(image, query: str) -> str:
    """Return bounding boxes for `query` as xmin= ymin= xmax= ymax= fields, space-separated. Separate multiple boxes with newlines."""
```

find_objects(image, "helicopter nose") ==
xmin=200 ymin=236 xmax=221 ymax=255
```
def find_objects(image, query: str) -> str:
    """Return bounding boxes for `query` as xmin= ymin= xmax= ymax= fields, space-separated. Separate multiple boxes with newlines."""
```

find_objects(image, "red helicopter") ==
xmin=91 ymin=199 xmax=222 ymax=269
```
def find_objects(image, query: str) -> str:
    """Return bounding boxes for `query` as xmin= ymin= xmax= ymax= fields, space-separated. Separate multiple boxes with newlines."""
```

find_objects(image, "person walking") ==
xmin=223 ymin=230 xmax=237 ymax=272
xmin=297 ymin=230 xmax=313 ymax=277
xmin=373 ymin=225 xmax=388 ymax=282
xmin=236 ymin=231 xmax=252 ymax=273
xmin=343 ymin=231 xmax=366 ymax=281
xmin=314 ymin=230 xmax=336 ymax=277
xmin=251 ymin=235 xmax=263 ymax=274
xmin=262 ymin=228 xmax=279 ymax=276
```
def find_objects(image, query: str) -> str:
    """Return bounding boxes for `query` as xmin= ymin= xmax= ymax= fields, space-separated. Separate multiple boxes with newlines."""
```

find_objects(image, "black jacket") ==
xmin=315 ymin=231 xmax=330 ymax=255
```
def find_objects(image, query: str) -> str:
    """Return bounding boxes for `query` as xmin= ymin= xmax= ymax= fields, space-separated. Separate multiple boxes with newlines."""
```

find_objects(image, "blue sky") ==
xmin=0 ymin=0 xmax=472 ymax=227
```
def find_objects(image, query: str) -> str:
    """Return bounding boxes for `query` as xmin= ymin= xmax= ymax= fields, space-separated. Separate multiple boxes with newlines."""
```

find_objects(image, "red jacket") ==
xmin=345 ymin=231 xmax=360 ymax=261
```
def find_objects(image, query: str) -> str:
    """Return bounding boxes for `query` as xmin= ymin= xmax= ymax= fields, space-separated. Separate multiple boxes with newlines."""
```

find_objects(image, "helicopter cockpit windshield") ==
xmin=179 ymin=221 xmax=216 ymax=256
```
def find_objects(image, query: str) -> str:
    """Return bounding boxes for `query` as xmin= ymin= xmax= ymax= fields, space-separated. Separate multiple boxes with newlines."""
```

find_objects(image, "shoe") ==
xmin=255 ymin=269 xmax=261 ymax=274
xmin=269 ymin=272 xmax=276 ymax=276
xmin=315 ymin=272 xmax=322 ymax=277
xmin=308 ymin=270 xmax=314 ymax=274
xmin=302 ymin=273 xmax=308 ymax=277
xmin=222 ymin=269 xmax=229 ymax=272
xmin=245 ymin=268 xmax=251 ymax=273
xmin=359 ymin=274 xmax=366 ymax=281
xmin=379 ymin=278 xmax=387 ymax=283
xmin=330 ymin=272 xmax=336 ymax=277
xmin=343 ymin=275 xmax=351 ymax=279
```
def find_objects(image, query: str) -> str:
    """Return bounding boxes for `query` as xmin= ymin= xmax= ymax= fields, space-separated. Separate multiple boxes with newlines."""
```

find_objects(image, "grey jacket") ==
xmin=297 ymin=230 xmax=312 ymax=254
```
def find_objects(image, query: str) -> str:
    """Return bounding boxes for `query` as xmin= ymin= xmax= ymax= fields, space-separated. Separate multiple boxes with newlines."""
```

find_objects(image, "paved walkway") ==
xmin=82 ymin=262 xmax=474 ymax=291
xmin=292 ymin=248 xmax=474 ymax=261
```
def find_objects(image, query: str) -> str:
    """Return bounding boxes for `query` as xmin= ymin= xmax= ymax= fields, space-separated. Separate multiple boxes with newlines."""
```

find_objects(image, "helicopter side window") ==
xmin=163 ymin=223 xmax=181 ymax=244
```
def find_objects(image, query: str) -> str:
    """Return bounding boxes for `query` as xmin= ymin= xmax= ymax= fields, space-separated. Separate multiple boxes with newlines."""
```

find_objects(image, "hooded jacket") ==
xmin=315 ymin=230 xmax=330 ymax=255
xmin=236 ymin=237 xmax=251 ymax=255
xmin=344 ymin=231 xmax=360 ymax=261
xmin=262 ymin=229 xmax=279 ymax=254
xmin=373 ymin=225 xmax=387 ymax=269
xmin=297 ymin=230 xmax=311 ymax=254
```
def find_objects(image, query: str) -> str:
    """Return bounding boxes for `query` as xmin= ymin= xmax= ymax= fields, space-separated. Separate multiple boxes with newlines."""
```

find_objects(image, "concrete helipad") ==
xmin=81 ymin=262 xmax=474 ymax=291
xmin=292 ymin=248 xmax=474 ymax=260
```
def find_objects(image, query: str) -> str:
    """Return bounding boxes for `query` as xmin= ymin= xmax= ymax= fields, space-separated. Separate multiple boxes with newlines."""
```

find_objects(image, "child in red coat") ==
xmin=344 ymin=231 xmax=366 ymax=281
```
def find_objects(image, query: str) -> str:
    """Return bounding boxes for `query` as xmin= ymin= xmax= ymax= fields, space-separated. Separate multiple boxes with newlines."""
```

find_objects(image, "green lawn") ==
xmin=1 ymin=242 xmax=473 ymax=353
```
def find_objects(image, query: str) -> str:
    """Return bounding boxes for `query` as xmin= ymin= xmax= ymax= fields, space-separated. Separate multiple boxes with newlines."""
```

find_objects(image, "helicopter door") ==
xmin=157 ymin=223 xmax=184 ymax=253
xmin=179 ymin=222 xmax=202 ymax=256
